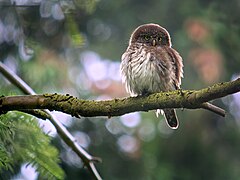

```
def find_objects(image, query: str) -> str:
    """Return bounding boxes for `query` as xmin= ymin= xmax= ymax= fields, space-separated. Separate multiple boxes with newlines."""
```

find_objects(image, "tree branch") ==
xmin=1 ymin=78 xmax=240 ymax=117
xmin=1 ymin=61 xmax=240 ymax=180
xmin=0 ymin=62 xmax=36 ymax=95
xmin=200 ymin=102 xmax=226 ymax=117
xmin=0 ymin=62 xmax=102 ymax=180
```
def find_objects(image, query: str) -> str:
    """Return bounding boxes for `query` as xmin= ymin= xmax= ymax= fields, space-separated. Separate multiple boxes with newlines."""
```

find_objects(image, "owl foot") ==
xmin=178 ymin=88 xmax=184 ymax=96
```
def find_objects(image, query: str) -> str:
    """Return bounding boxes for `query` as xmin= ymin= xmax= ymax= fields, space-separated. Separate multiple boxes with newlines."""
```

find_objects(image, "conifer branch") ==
xmin=0 ymin=62 xmax=102 ymax=180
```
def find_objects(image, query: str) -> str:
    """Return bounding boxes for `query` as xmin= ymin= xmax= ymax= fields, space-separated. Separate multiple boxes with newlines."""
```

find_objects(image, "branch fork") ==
xmin=1 ymin=61 xmax=240 ymax=180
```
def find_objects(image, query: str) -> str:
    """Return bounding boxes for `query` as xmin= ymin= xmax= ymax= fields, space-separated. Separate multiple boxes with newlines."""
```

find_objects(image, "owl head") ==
xmin=129 ymin=23 xmax=172 ymax=47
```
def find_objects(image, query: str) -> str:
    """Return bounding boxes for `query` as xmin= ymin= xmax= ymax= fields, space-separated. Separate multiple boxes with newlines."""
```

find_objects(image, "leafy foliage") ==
xmin=0 ymin=112 xmax=64 ymax=179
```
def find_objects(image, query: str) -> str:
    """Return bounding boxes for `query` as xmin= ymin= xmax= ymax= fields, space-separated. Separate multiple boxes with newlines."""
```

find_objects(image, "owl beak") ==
xmin=152 ymin=39 xmax=156 ymax=46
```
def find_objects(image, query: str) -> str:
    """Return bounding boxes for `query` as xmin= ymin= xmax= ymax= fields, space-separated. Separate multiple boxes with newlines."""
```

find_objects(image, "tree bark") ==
xmin=1 ymin=78 xmax=240 ymax=118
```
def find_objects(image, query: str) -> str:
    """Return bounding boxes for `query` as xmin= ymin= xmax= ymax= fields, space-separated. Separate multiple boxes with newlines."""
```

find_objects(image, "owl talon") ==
xmin=141 ymin=92 xmax=151 ymax=97
xmin=178 ymin=88 xmax=184 ymax=96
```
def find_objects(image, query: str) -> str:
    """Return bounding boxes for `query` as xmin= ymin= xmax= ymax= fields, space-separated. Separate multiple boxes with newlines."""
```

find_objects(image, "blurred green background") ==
xmin=0 ymin=0 xmax=240 ymax=179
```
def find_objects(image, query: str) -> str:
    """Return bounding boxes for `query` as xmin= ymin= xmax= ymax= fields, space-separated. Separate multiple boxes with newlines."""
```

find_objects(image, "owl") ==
xmin=120 ymin=23 xmax=183 ymax=129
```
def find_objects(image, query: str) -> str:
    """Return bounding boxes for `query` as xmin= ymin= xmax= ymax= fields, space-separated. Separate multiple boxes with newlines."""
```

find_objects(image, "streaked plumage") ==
xmin=121 ymin=23 xmax=183 ymax=129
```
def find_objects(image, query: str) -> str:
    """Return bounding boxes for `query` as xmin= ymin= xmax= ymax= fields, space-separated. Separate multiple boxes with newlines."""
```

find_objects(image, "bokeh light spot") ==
xmin=120 ymin=112 xmax=141 ymax=128
xmin=117 ymin=135 xmax=139 ymax=154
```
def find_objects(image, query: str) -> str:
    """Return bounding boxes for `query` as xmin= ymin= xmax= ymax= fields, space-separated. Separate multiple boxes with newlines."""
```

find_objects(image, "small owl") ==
xmin=120 ymin=23 xmax=183 ymax=129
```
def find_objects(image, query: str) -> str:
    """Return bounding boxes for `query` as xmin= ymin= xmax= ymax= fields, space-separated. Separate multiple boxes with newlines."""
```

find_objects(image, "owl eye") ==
xmin=144 ymin=35 xmax=150 ymax=40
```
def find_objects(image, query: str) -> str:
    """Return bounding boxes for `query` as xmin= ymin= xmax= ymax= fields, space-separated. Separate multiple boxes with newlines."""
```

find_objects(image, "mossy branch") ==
xmin=1 ymin=61 xmax=240 ymax=180
xmin=1 ymin=78 xmax=240 ymax=117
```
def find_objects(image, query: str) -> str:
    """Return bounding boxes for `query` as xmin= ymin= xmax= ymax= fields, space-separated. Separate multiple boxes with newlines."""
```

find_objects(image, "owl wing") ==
xmin=120 ymin=48 xmax=135 ymax=95
xmin=120 ymin=51 xmax=129 ymax=87
xmin=165 ymin=47 xmax=184 ymax=89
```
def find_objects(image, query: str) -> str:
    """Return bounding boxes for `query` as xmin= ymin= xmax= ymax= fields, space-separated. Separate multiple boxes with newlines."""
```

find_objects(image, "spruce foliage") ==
xmin=0 ymin=112 xmax=64 ymax=179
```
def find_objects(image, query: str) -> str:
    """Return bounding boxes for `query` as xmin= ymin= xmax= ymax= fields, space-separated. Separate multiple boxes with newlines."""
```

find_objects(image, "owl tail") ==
xmin=163 ymin=108 xmax=179 ymax=129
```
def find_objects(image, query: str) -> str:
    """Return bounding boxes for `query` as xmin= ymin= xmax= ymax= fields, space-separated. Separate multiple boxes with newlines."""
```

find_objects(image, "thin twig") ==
xmin=0 ymin=62 xmax=102 ymax=180
xmin=20 ymin=109 xmax=52 ymax=120
xmin=0 ymin=62 xmax=35 ymax=95
xmin=0 ymin=2 xmax=40 ymax=7
xmin=200 ymin=102 xmax=226 ymax=117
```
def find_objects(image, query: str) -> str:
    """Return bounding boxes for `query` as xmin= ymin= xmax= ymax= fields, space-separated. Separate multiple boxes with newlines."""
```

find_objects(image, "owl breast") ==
xmin=121 ymin=45 xmax=176 ymax=96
